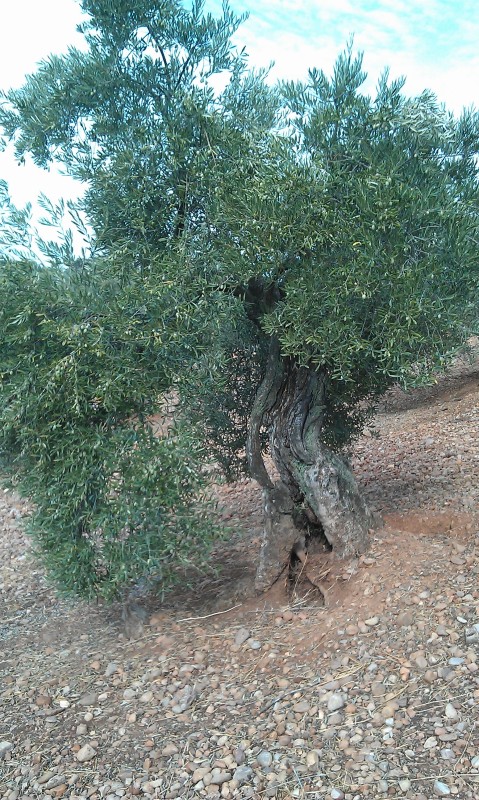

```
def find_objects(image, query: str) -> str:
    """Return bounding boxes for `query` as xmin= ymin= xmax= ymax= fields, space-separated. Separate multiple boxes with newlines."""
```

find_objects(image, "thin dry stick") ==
xmin=259 ymin=677 xmax=323 ymax=714
xmin=176 ymin=603 xmax=242 ymax=623
xmin=414 ymin=692 xmax=469 ymax=709
xmin=454 ymin=726 xmax=474 ymax=772
xmin=118 ymin=603 xmax=243 ymax=647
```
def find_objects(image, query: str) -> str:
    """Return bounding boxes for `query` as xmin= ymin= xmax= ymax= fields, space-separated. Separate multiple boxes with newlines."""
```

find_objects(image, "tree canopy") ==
xmin=1 ymin=0 xmax=479 ymax=598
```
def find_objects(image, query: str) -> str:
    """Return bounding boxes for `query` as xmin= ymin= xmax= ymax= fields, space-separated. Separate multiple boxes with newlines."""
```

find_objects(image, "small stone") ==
xmin=76 ymin=724 xmax=88 ymax=736
xmin=192 ymin=767 xmax=210 ymax=783
xmin=433 ymin=780 xmax=451 ymax=796
xmin=140 ymin=691 xmax=154 ymax=703
xmin=397 ymin=611 xmax=414 ymax=626
xmin=257 ymin=750 xmax=273 ymax=768
xmin=161 ymin=743 xmax=179 ymax=756
xmin=104 ymin=662 xmax=118 ymax=677
xmin=415 ymin=655 xmax=428 ymax=669
xmin=365 ymin=616 xmax=379 ymax=626
xmin=76 ymin=744 xmax=97 ymax=762
xmin=465 ymin=627 xmax=479 ymax=644
xmin=293 ymin=701 xmax=310 ymax=714
xmin=441 ymin=749 xmax=455 ymax=760
xmin=234 ymin=747 xmax=246 ymax=765
xmin=345 ymin=625 xmax=358 ymax=636
xmin=78 ymin=692 xmax=98 ymax=706
xmin=445 ymin=703 xmax=459 ymax=720
xmin=210 ymin=770 xmax=231 ymax=785
xmin=248 ymin=639 xmax=262 ymax=650
xmin=448 ymin=657 xmax=464 ymax=666
xmin=0 ymin=741 xmax=13 ymax=759
xmin=331 ymin=790 xmax=345 ymax=800
xmin=194 ymin=650 xmax=206 ymax=663
xmin=306 ymin=751 xmax=319 ymax=769
xmin=424 ymin=736 xmax=437 ymax=749
xmin=234 ymin=628 xmax=251 ymax=646
xmin=35 ymin=694 xmax=52 ymax=707
xmin=327 ymin=693 xmax=345 ymax=712
xmin=123 ymin=688 xmax=136 ymax=701
xmin=399 ymin=779 xmax=411 ymax=792
xmin=37 ymin=771 xmax=55 ymax=785
xmin=233 ymin=765 xmax=252 ymax=785
xmin=471 ymin=755 xmax=479 ymax=767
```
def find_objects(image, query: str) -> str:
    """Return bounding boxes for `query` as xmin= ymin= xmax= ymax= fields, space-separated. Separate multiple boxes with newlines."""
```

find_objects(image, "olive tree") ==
xmin=1 ymin=0 xmax=479 ymax=596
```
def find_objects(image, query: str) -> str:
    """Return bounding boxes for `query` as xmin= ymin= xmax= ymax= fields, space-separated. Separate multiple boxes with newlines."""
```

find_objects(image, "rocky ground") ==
xmin=1 ymin=361 xmax=479 ymax=800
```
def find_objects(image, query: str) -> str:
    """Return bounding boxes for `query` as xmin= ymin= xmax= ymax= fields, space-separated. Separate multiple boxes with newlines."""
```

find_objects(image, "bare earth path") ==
xmin=1 ymin=366 xmax=479 ymax=800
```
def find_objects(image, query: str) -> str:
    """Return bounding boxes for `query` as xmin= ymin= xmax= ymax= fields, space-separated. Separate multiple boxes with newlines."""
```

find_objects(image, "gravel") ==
xmin=2 ymin=366 xmax=479 ymax=799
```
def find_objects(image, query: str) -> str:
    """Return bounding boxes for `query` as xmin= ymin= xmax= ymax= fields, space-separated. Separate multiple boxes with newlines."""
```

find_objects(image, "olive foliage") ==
xmin=1 ymin=0 xmax=479 ymax=597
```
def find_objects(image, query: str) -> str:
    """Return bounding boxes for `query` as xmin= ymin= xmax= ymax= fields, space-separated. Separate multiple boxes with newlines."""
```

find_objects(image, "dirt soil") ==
xmin=1 ymin=358 xmax=479 ymax=800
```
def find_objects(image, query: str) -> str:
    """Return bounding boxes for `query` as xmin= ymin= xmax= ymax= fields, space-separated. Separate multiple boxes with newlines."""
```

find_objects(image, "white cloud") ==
xmin=0 ymin=0 xmax=477 ymax=226
xmin=224 ymin=0 xmax=479 ymax=112
xmin=0 ymin=0 xmax=87 ymax=219
xmin=0 ymin=0 xmax=86 ymax=89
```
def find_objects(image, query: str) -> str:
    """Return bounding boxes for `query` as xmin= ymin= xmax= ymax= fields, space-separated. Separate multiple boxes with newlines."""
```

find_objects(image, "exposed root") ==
xmin=287 ymin=540 xmax=328 ymax=605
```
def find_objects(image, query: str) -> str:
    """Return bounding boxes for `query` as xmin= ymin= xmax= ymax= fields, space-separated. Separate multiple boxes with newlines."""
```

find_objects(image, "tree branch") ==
xmin=246 ymin=336 xmax=283 ymax=488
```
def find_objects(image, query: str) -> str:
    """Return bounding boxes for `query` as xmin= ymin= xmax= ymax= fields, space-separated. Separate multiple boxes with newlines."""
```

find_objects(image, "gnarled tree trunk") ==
xmin=247 ymin=339 xmax=375 ymax=592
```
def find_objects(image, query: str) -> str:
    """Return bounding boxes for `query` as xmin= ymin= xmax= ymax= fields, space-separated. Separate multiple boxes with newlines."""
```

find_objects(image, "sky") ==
xmin=0 ymin=0 xmax=478 ymax=219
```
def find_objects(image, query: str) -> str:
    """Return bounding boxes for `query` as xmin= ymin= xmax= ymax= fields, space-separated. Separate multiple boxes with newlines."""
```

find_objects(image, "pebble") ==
xmin=345 ymin=625 xmax=358 ymax=635
xmin=293 ymin=701 xmax=310 ymax=713
xmin=76 ymin=744 xmax=97 ymax=762
xmin=444 ymin=702 xmax=458 ymax=720
xmin=433 ymin=780 xmax=451 ymax=796
xmin=233 ymin=766 xmax=253 ymax=785
xmin=441 ymin=749 xmax=455 ymax=760
xmin=3 ymin=381 xmax=479 ymax=800
xmin=78 ymin=692 xmax=98 ymax=706
xmin=397 ymin=611 xmax=414 ymax=626
xmin=161 ymin=743 xmax=179 ymax=756
xmin=37 ymin=770 xmax=55 ymax=785
xmin=234 ymin=628 xmax=251 ymax=646
xmin=35 ymin=694 xmax=52 ymax=707
xmin=0 ymin=741 xmax=13 ymax=759
xmin=257 ymin=750 xmax=273 ymax=768
xmin=415 ymin=654 xmax=428 ymax=669
xmin=210 ymin=769 xmax=231 ymax=785
xmin=327 ymin=693 xmax=345 ymax=712
xmin=234 ymin=747 xmax=246 ymax=765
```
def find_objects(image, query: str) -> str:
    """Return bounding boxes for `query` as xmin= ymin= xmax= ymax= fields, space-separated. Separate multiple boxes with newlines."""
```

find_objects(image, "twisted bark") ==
xmin=248 ymin=350 xmax=374 ymax=592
